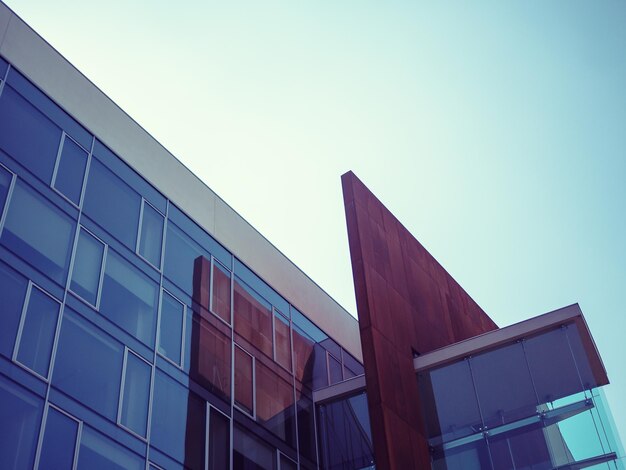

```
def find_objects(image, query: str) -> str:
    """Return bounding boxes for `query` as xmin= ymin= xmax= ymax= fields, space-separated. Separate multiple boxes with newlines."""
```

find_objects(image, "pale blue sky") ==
xmin=6 ymin=0 xmax=625 ymax=444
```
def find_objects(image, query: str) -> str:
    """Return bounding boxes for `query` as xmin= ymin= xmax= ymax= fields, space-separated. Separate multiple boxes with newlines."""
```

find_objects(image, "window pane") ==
xmin=120 ymin=352 xmax=151 ymax=437
xmin=274 ymin=311 xmax=291 ymax=371
xmin=0 ymin=85 xmax=61 ymax=182
xmin=158 ymin=291 xmax=184 ymax=365
xmin=53 ymin=136 xmax=88 ymax=205
xmin=234 ymin=278 xmax=272 ymax=357
xmin=256 ymin=361 xmax=296 ymax=447
xmin=38 ymin=407 xmax=78 ymax=470
xmin=138 ymin=202 xmax=163 ymax=268
xmin=233 ymin=426 xmax=275 ymax=470
xmin=83 ymin=159 xmax=140 ymax=250
xmin=164 ymin=223 xmax=210 ymax=296
xmin=0 ymin=165 xmax=11 ymax=213
xmin=151 ymin=371 xmax=206 ymax=470
xmin=16 ymin=286 xmax=60 ymax=378
xmin=188 ymin=316 xmax=231 ymax=401
xmin=234 ymin=346 xmax=253 ymax=414
xmin=52 ymin=310 xmax=123 ymax=420
xmin=296 ymin=388 xmax=317 ymax=463
xmin=1 ymin=181 xmax=75 ymax=284
xmin=208 ymin=408 xmax=230 ymax=470
xmin=328 ymin=353 xmax=342 ymax=385
xmin=280 ymin=454 xmax=297 ymax=470
xmin=70 ymin=228 xmax=104 ymax=305
xmin=0 ymin=376 xmax=43 ymax=469
xmin=0 ymin=262 xmax=28 ymax=358
xmin=211 ymin=260 xmax=231 ymax=324
xmin=76 ymin=426 xmax=143 ymax=470
xmin=100 ymin=250 xmax=158 ymax=346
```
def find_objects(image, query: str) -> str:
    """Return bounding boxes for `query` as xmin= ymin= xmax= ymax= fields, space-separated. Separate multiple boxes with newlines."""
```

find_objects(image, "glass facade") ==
xmin=418 ymin=324 xmax=625 ymax=470
xmin=0 ymin=56 xmax=364 ymax=470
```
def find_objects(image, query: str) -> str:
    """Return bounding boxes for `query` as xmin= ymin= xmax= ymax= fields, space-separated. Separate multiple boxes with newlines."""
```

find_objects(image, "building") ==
xmin=0 ymin=3 xmax=623 ymax=469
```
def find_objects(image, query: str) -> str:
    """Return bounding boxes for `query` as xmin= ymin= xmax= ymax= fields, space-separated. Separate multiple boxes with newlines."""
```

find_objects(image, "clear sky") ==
xmin=6 ymin=0 xmax=625 ymax=444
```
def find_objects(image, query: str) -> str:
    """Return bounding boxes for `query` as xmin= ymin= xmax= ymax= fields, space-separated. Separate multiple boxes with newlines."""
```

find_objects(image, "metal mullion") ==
xmin=0 ymin=164 xmax=17 ymax=234
xmin=76 ymin=136 xmax=95 ymax=211
xmin=117 ymin=346 xmax=130 ymax=427
xmin=118 ymin=348 xmax=152 ymax=442
xmin=136 ymin=198 xmax=165 ymax=272
xmin=95 ymin=243 xmax=108 ymax=311
xmin=67 ymin=226 xmax=107 ymax=309
xmin=289 ymin=314 xmax=300 ymax=469
xmin=272 ymin=307 xmax=277 ymax=363
xmin=73 ymin=419 xmax=83 ymax=470
xmin=12 ymin=281 xmax=33 ymax=365
xmin=136 ymin=197 xmax=146 ymax=255
xmin=50 ymin=132 xmax=66 ymax=190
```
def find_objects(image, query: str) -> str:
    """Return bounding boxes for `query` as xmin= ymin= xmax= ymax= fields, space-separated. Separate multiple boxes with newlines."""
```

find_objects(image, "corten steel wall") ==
xmin=342 ymin=171 xmax=498 ymax=469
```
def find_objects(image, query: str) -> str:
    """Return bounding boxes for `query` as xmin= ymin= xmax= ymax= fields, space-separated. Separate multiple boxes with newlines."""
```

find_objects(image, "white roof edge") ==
xmin=414 ymin=304 xmax=583 ymax=372
xmin=0 ymin=3 xmax=362 ymax=360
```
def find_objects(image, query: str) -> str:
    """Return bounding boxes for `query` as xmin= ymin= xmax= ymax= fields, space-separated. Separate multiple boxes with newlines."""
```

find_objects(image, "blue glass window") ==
xmin=83 ymin=158 xmax=140 ymax=250
xmin=119 ymin=351 xmax=151 ymax=437
xmin=164 ymin=222 xmax=210 ymax=296
xmin=0 ymin=376 xmax=43 ymax=469
xmin=76 ymin=426 xmax=143 ymax=470
xmin=0 ymin=85 xmax=62 ymax=182
xmin=138 ymin=200 xmax=163 ymax=268
xmin=151 ymin=370 xmax=206 ymax=470
xmin=52 ymin=310 xmax=123 ymax=420
xmin=69 ymin=228 xmax=105 ymax=306
xmin=0 ymin=262 xmax=28 ymax=358
xmin=100 ymin=250 xmax=158 ymax=346
xmin=158 ymin=291 xmax=184 ymax=366
xmin=38 ymin=406 xmax=79 ymax=470
xmin=0 ymin=164 xmax=12 ymax=215
xmin=208 ymin=407 xmax=230 ymax=470
xmin=233 ymin=426 xmax=275 ymax=470
xmin=1 ymin=181 xmax=75 ymax=284
xmin=15 ymin=285 xmax=60 ymax=378
xmin=53 ymin=135 xmax=88 ymax=205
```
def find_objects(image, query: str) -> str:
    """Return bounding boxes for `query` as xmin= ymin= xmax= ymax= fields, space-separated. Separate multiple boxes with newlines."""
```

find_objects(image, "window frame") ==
xmin=136 ymin=197 xmax=165 ymax=271
xmin=156 ymin=288 xmax=186 ymax=369
xmin=34 ymin=403 xmax=83 ymax=470
xmin=272 ymin=307 xmax=292 ymax=373
xmin=68 ymin=225 xmax=107 ymax=310
xmin=277 ymin=450 xmax=298 ymax=470
xmin=12 ymin=281 xmax=62 ymax=382
xmin=205 ymin=402 xmax=232 ymax=470
xmin=0 ymin=161 xmax=17 ymax=235
xmin=234 ymin=343 xmax=256 ymax=419
xmin=210 ymin=255 xmax=233 ymax=326
xmin=50 ymin=131 xmax=91 ymax=209
xmin=117 ymin=346 xmax=153 ymax=441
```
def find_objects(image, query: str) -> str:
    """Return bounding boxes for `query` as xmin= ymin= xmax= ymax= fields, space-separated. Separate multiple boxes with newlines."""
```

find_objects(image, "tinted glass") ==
xmin=158 ymin=291 xmax=184 ymax=365
xmin=76 ymin=426 xmax=143 ymax=470
xmin=16 ymin=286 xmax=60 ymax=378
xmin=296 ymin=389 xmax=317 ymax=462
xmin=164 ymin=223 xmax=210 ymax=296
xmin=234 ymin=278 xmax=272 ymax=357
xmin=280 ymin=454 xmax=297 ymax=470
xmin=208 ymin=408 xmax=230 ymax=470
xmin=274 ymin=311 xmax=291 ymax=371
xmin=256 ymin=361 xmax=296 ymax=446
xmin=53 ymin=136 xmax=88 ymax=205
xmin=83 ymin=158 xmax=140 ymax=249
xmin=0 ymin=165 xmax=11 ymax=213
xmin=233 ymin=426 xmax=275 ymax=470
xmin=0 ymin=262 xmax=28 ymax=358
xmin=39 ymin=407 xmax=79 ymax=470
xmin=52 ymin=310 xmax=123 ymax=420
xmin=70 ymin=228 xmax=104 ymax=305
xmin=0 ymin=85 xmax=61 ymax=182
xmin=328 ymin=353 xmax=342 ymax=385
xmin=234 ymin=346 xmax=253 ymax=414
xmin=121 ymin=352 xmax=151 ymax=437
xmin=138 ymin=202 xmax=163 ymax=268
xmin=1 ymin=181 xmax=74 ymax=284
xmin=151 ymin=371 xmax=206 ymax=470
xmin=0 ymin=376 xmax=43 ymax=470
xmin=100 ymin=250 xmax=158 ymax=346
xmin=211 ymin=260 xmax=231 ymax=324
xmin=343 ymin=351 xmax=364 ymax=378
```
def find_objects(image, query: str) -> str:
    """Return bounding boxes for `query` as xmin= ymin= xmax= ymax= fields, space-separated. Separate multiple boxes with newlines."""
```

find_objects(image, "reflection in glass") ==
xmin=158 ymin=291 xmax=184 ymax=365
xmin=16 ymin=286 xmax=60 ymax=378
xmin=52 ymin=310 xmax=123 ymax=420
xmin=100 ymin=250 xmax=158 ymax=346
xmin=234 ymin=278 xmax=272 ymax=357
xmin=233 ymin=426 xmax=275 ymax=470
xmin=211 ymin=260 xmax=231 ymax=324
xmin=120 ymin=352 xmax=151 ymax=437
xmin=0 ymin=85 xmax=61 ymax=182
xmin=234 ymin=346 xmax=254 ymax=415
xmin=256 ymin=361 xmax=296 ymax=447
xmin=138 ymin=201 xmax=164 ymax=268
xmin=38 ymin=407 xmax=79 ymax=470
xmin=76 ymin=426 xmax=143 ymax=470
xmin=164 ymin=223 xmax=210 ymax=296
xmin=70 ymin=228 xmax=104 ymax=306
xmin=0 ymin=376 xmax=43 ymax=469
xmin=0 ymin=262 xmax=28 ymax=358
xmin=208 ymin=407 xmax=230 ymax=470
xmin=328 ymin=353 xmax=343 ymax=385
xmin=83 ymin=158 xmax=140 ymax=250
xmin=274 ymin=310 xmax=291 ymax=371
xmin=1 ymin=181 xmax=74 ymax=284
xmin=53 ymin=136 xmax=88 ymax=205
